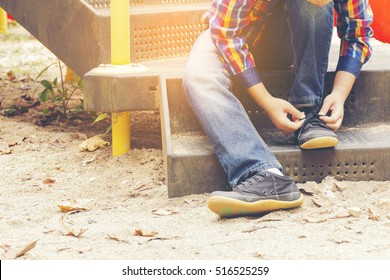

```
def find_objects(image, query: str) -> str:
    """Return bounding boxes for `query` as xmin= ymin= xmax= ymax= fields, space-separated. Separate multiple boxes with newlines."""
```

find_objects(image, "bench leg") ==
xmin=112 ymin=112 xmax=131 ymax=156
xmin=0 ymin=8 xmax=8 ymax=35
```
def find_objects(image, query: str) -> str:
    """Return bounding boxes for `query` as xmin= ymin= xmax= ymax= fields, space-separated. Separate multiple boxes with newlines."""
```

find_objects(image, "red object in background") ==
xmin=370 ymin=0 xmax=390 ymax=43
xmin=334 ymin=0 xmax=389 ymax=44
xmin=7 ymin=14 xmax=14 ymax=21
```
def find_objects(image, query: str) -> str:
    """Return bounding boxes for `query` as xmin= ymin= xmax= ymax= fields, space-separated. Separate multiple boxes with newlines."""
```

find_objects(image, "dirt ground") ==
xmin=1 ymin=25 xmax=390 ymax=260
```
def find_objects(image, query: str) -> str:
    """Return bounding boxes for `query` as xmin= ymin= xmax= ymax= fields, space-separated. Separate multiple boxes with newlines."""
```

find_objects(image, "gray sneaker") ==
xmin=295 ymin=109 xmax=338 ymax=149
xmin=207 ymin=171 xmax=303 ymax=218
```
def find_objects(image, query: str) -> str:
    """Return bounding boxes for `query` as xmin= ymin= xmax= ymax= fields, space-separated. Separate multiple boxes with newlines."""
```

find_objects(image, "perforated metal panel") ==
xmin=84 ymin=0 xmax=110 ymax=9
xmin=132 ymin=19 xmax=206 ymax=61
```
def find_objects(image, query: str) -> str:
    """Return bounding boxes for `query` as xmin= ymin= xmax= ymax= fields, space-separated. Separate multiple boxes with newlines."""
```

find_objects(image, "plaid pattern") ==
xmin=204 ymin=0 xmax=373 ymax=80
xmin=335 ymin=0 xmax=373 ymax=64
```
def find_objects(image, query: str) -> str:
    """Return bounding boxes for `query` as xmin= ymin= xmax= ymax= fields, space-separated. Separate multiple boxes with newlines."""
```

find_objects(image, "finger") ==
xmin=319 ymin=98 xmax=332 ymax=116
xmin=325 ymin=118 xmax=342 ymax=132
xmin=286 ymin=104 xmax=305 ymax=120
xmin=280 ymin=118 xmax=305 ymax=133
xmin=320 ymin=115 xmax=338 ymax=124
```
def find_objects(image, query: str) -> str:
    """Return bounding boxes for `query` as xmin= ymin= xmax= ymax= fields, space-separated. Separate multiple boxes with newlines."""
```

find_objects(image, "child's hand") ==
xmin=319 ymin=93 xmax=345 ymax=131
xmin=263 ymin=97 xmax=305 ymax=134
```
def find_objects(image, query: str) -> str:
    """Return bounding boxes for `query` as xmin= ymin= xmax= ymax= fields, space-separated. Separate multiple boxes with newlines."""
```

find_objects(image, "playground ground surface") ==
xmin=1 ymin=24 xmax=390 ymax=260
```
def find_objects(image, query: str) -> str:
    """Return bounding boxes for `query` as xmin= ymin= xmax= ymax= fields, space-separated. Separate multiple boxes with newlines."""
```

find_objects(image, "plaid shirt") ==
xmin=204 ymin=0 xmax=373 ymax=88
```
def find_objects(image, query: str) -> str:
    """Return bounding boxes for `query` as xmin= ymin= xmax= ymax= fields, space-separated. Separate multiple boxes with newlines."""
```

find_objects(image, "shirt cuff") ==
xmin=336 ymin=56 xmax=363 ymax=78
xmin=234 ymin=67 xmax=261 ymax=89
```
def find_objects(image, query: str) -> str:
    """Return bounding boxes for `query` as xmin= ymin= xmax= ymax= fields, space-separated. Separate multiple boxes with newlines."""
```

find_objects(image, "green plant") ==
xmin=35 ymin=59 xmax=83 ymax=118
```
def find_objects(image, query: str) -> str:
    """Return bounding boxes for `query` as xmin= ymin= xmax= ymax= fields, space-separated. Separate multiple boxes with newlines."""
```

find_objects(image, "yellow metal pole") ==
xmin=111 ymin=0 xmax=131 ymax=156
xmin=0 ymin=8 xmax=8 ymax=35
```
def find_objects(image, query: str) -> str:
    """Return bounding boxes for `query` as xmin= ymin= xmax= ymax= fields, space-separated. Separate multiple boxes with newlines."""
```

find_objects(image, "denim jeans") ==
xmin=183 ymin=0 xmax=334 ymax=187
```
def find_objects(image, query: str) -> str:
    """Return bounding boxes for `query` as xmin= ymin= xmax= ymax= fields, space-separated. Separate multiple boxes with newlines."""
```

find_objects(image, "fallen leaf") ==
xmin=7 ymin=70 xmax=16 ymax=81
xmin=0 ymin=148 xmax=12 ymax=155
xmin=8 ymin=141 xmax=18 ymax=147
xmin=252 ymin=252 xmax=267 ymax=259
xmin=333 ymin=182 xmax=348 ymax=192
xmin=312 ymin=195 xmax=333 ymax=208
xmin=0 ymin=240 xmax=38 ymax=259
xmin=42 ymin=228 xmax=55 ymax=234
xmin=347 ymin=207 xmax=362 ymax=218
xmin=147 ymin=236 xmax=180 ymax=242
xmin=368 ymin=208 xmax=380 ymax=221
xmin=106 ymin=234 xmax=129 ymax=243
xmin=133 ymin=229 xmax=158 ymax=237
xmin=302 ymin=216 xmax=327 ymax=223
xmin=332 ymin=208 xmax=351 ymax=219
xmin=242 ymin=225 xmax=270 ymax=233
xmin=60 ymin=216 xmax=87 ymax=237
xmin=79 ymin=136 xmax=109 ymax=152
xmin=377 ymin=198 xmax=390 ymax=210
xmin=58 ymin=199 xmax=91 ymax=213
xmin=330 ymin=237 xmax=350 ymax=244
xmin=57 ymin=247 xmax=71 ymax=252
xmin=134 ymin=183 xmax=152 ymax=191
xmin=152 ymin=209 xmax=179 ymax=216
xmin=43 ymin=178 xmax=55 ymax=185
xmin=299 ymin=182 xmax=319 ymax=195
xmin=81 ymin=150 xmax=102 ymax=166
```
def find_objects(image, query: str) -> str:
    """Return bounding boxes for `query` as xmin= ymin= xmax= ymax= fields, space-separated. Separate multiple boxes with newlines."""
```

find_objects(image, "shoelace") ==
xmin=236 ymin=172 xmax=268 ymax=190
xmin=296 ymin=111 xmax=328 ymax=138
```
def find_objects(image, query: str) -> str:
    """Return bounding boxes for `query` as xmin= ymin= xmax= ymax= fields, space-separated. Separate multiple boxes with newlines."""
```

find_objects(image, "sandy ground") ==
xmin=1 ymin=25 xmax=390 ymax=260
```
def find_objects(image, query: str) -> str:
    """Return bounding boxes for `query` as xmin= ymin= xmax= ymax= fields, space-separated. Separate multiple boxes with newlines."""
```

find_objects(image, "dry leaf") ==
xmin=330 ymin=237 xmax=349 ymax=244
xmin=312 ymin=195 xmax=333 ymax=208
xmin=152 ymin=209 xmax=179 ymax=216
xmin=242 ymin=225 xmax=269 ymax=233
xmin=252 ymin=252 xmax=267 ymax=259
xmin=81 ymin=150 xmax=102 ymax=166
xmin=58 ymin=199 xmax=91 ymax=213
xmin=377 ymin=198 xmax=390 ymax=210
xmin=106 ymin=234 xmax=128 ymax=243
xmin=43 ymin=178 xmax=55 ymax=185
xmin=347 ymin=207 xmax=362 ymax=218
xmin=1 ymin=240 xmax=38 ymax=259
xmin=134 ymin=184 xmax=152 ymax=191
xmin=299 ymin=182 xmax=319 ymax=195
xmin=42 ymin=228 xmax=55 ymax=234
xmin=60 ymin=216 xmax=87 ymax=237
xmin=0 ymin=148 xmax=12 ymax=155
xmin=302 ymin=216 xmax=327 ymax=223
xmin=79 ymin=136 xmax=109 ymax=152
xmin=368 ymin=208 xmax=380 ymax=221
xmin=134 ymin=229 xmax=158 ymax=237
xmin=332 ymin=208 xmax=351 ymax=219
xmin=8 ymin=141 xmax=18 ymax=147
xmin=146 ymin=236 xmax=180 ymax=242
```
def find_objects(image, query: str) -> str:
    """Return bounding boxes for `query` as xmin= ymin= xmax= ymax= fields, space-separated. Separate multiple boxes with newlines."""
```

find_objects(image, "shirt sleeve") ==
xmin=334 ymin=0 xmax=374 ymax=77
xmin=206 ymin=0 xmax=261 ymax=88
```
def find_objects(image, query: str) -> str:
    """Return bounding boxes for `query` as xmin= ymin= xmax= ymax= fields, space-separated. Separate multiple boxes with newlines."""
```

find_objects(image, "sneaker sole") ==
xmin=207 ymin=194 xmax=304 ymax=218
xmin=300 ymin=136 xmax=338 ymax=150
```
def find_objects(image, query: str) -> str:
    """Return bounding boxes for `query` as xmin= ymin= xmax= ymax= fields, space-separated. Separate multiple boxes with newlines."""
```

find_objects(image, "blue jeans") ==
xmin=183 ymin=0 xmax=334 ymax=187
